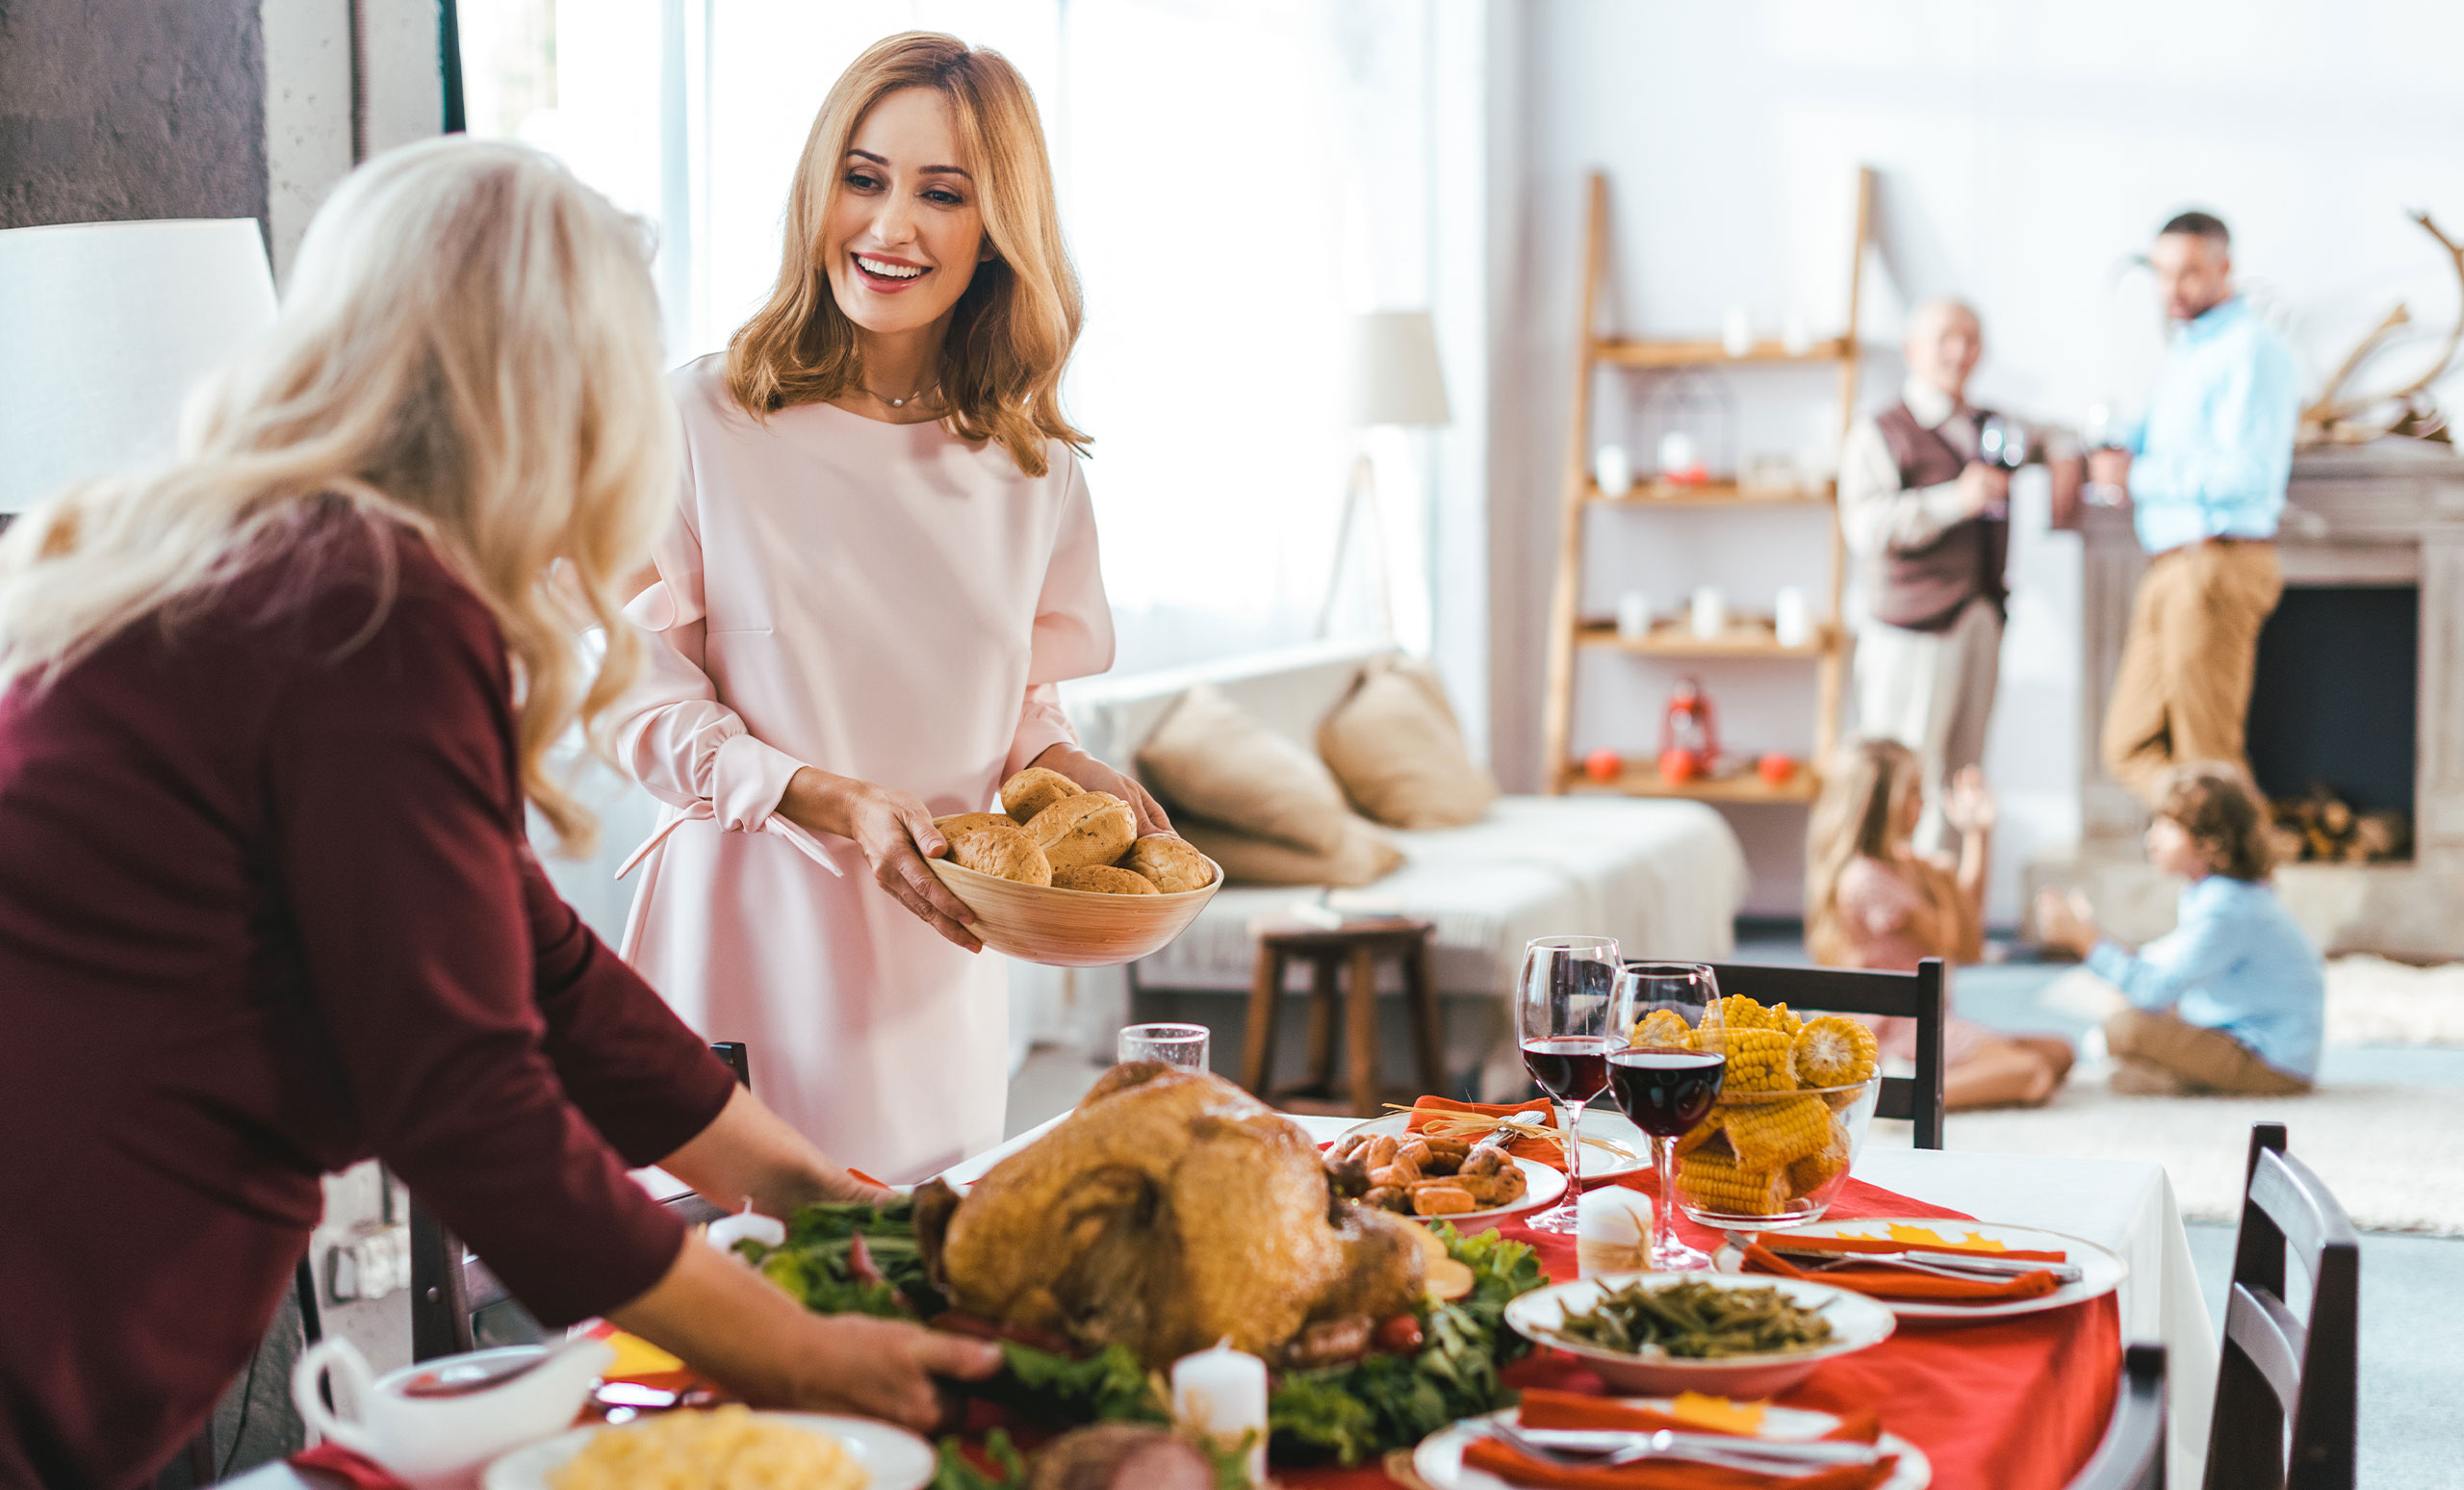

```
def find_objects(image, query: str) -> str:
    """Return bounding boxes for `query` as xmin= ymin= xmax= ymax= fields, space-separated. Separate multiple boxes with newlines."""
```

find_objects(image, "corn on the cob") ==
xmin=1768 ymin=1002 xmax=1805 ymax=1039
xmin=1792 ymin=1015 xmax=1880 ymax=1088
xmin=1787 ymin=1117 xmax=1851 ymax=1195
xmin=1674 ymin=1108 xmax=1722 ymax=1157
xmin=1697 ymin=1027 xmax=1796 ymax=1092
xmin=1718 ymin=1093 xmax=1833 ymax=1169
xmin=1630 ymin=1009 xmax=1694 ymax=1049
xmin=1707 ymin=994 xmax=1773 ymax=1033
xmin=1678 ymin=1150 xmax=1793 ymax=1217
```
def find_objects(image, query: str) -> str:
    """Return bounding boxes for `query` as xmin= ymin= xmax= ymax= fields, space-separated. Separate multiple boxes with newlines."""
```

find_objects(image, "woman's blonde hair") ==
xmin=1805 ymin=737 xmax=1924 ymax=964
xmin=0 ymin=138 xmax=676 ymax=855
xmin=725 ymin=31 xmax=1087 ymax=476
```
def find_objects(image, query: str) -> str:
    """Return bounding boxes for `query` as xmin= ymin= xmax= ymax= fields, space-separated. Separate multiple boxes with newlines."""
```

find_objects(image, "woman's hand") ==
xmin=1032 ymin=743 xmax=1171 ymax=836
xmin=1944 ymin=764 xmax=1997 ymax=835
xmin=778 ymin=768 xmax=980 ymax=952
xmin=2034 ymin=887 xmax=2101 ymax=959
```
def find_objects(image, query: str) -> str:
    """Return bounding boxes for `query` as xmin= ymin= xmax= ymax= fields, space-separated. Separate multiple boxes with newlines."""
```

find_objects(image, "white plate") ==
xmin=482 ymin=1411 xmax=934 ymax=1490
xmin=1335 ymin=1107 xmax=1652 ymax=1183
xmin=1503 ymin=1272 xmax=1896 ymax=1399
xmin=1713 ymin=1217 xmax=2128 ymax=1323
xmin=1414 ymin=1403 xmax=1932 ymax=1489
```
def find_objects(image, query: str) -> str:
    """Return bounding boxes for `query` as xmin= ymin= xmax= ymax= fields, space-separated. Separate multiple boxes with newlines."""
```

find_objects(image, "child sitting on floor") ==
xmin=1806 ymin=738 xmax=2075 ymax=1109
xmin=2035 ymin=763 xmax=2323 ymax=1096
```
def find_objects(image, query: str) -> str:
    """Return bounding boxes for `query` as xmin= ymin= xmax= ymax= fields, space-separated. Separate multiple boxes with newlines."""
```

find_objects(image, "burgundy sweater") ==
xmin=0 ymin=515 xmax=738 ymax=1489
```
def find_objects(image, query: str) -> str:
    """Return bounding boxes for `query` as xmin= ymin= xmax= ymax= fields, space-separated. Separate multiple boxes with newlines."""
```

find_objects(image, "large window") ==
xmin=457 ymin=0 xmax=1441 ymax=670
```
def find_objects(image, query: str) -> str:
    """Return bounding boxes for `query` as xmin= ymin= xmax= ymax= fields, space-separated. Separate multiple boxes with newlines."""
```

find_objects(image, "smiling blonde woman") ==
xmin=613 ymin=33 xmax=1167 ymax=1178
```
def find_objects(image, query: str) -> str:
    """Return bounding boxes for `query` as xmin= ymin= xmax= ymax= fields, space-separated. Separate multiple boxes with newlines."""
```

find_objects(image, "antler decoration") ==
xmin=2299 ymin=209 xmax=2464 ymax=446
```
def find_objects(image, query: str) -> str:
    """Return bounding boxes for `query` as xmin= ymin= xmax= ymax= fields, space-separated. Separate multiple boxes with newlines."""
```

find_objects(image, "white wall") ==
xmin=1494 ymin=0 xmax=2464 ymax=920
xmin=262 ymin=0 xmax=441 ymax=278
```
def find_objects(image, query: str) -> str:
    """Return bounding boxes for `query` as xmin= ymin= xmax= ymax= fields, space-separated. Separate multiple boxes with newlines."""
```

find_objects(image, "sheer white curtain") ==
xmin=458 ymin=0 xmax=1438 ymax=675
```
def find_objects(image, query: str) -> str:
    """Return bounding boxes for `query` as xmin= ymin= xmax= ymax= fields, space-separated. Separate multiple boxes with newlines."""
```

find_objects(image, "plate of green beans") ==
xmin=1504 ymin=1272 xmax=1897 ymax=1397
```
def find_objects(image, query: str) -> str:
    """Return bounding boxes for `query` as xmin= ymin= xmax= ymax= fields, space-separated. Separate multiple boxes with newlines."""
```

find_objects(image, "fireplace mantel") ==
xmin=2048 ymin=438 xmax=2464 ymax=957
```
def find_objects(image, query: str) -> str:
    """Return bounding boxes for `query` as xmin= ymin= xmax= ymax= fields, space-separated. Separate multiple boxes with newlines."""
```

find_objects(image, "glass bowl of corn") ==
xmin=1641 ymin=994 xmax=1886 ymax=1229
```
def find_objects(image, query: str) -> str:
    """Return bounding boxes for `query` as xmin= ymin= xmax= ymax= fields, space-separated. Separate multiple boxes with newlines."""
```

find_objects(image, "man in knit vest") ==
xmin=1838 ymin=297 xmax=2012 ymax=853
xmin=2092 ymin=211 xmax=2298 ymax=802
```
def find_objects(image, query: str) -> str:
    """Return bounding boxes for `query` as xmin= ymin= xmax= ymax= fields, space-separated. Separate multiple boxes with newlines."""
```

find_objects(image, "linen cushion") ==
xmin=1174 ymin=815 xmax=1404 ymax=888
xmin=1317 ymin=655 xmax=1498 ymax=829
xmin=1136 ymin=683 xmax=1351 ymax=854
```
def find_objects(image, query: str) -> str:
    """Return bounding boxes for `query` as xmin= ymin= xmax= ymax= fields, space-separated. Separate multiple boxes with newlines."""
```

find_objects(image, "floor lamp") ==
xmin=0 ymin=218 xmax=277 ymax=524
xmin=1316 ymin=309 xmax=1452 ymax=640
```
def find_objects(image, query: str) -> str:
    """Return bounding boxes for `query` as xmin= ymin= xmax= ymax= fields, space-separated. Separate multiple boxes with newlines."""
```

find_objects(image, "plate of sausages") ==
xmin=1322 ymin=1127 xmax=1566 ymax=1235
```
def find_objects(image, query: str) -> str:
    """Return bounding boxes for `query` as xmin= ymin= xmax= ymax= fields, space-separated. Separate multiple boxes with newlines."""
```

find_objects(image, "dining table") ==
xmin=236 ymin=1114 xmax=2218 ymax=1490
xmin=946 ymin=1114 xmax=2219 ymax=1490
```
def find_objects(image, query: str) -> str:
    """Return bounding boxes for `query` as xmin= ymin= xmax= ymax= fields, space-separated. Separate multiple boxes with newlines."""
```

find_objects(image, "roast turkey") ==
xmin=917 ymin=1063 xmax=1425 ymax=1368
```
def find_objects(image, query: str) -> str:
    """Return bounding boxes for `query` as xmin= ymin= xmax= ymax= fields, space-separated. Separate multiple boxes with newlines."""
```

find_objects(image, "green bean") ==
xmin=1548 ymin=1279 xmax=1835 ymax=1359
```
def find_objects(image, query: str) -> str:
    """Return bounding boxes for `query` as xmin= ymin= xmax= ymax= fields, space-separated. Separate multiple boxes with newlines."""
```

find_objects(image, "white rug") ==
xmin=2037 ymin=955 xmax=2464 ymax=1047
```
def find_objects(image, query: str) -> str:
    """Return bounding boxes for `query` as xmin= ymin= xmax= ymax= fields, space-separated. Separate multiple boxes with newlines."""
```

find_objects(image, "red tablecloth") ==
xmin=1285 ymin=1171 xmax=2120 ymax=1490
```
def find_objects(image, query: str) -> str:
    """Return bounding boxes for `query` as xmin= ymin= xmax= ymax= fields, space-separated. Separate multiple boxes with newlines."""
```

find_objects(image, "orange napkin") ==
xmin=1741 ymin=1240 xmax=2061 ymax=1305
xmin=1407 ymin=1095 xmax=1567 ymax=1169
xmin=1757 ymin=1232 xmax=2069 ymax=1264
xmin=1462 ymin=1388 xmax=1898 ymax=1489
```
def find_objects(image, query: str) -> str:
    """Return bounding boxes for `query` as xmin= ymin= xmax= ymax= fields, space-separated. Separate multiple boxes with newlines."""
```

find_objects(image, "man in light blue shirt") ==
xmin=2090 ymin=211 xmax=2298 ymax=803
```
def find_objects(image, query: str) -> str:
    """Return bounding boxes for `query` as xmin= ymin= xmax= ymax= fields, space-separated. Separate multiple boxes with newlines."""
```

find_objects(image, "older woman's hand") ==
xmin=1032 ymin=743 xmax=1172 ymax=837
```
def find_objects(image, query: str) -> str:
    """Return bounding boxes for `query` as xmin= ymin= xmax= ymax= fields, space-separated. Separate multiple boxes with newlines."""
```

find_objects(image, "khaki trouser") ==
xmin=2100 ymin=539 xmax=2282 ymax=803
xmin=2106 ymin=1008 xmax=2311 ymax=1096
xmin=1855 ymin=597 xmax=2002 ymax=857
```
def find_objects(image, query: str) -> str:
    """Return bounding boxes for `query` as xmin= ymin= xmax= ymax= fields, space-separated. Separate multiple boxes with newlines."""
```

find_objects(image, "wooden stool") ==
xmin=1242 ymin=917 xmax=1443 ymax=1117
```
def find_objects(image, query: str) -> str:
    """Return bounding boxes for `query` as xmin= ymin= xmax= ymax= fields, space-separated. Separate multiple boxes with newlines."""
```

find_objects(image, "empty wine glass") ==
xmin=1516 ymin=935 xmax=1622 ymax=1233
xmin=1608 ymin=962 xmax=1727 ymax=1270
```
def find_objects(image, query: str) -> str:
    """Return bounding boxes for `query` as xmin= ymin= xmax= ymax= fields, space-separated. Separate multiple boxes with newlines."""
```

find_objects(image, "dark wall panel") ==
xmin=0 ymin=0 xmax=267 ymax=230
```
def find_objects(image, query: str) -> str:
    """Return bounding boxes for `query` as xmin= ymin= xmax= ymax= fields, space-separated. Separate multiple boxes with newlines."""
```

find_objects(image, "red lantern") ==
xmin=1658 ymin=677 xmax=1720 ymax=781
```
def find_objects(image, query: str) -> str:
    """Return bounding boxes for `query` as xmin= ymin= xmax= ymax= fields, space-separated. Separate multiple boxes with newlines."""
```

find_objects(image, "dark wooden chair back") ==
xmin=2068 ymin=1343 xmax=2168 ymax=1490
xmin=1697 ymin=960 xmax=1947 ymax=1149
xmin=411 ymin=1042 xmax=755 ymax=1361
xmin=2204 ymin=1123 xmax=2358 ymax=1490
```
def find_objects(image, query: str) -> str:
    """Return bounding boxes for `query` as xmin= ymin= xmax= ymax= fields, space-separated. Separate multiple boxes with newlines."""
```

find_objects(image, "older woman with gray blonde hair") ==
xmin=0 ymin=139 xmax=992 ymax=1487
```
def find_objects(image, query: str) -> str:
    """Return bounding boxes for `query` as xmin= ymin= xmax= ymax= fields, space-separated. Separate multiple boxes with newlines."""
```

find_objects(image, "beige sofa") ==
xmin=1009 ymin=641 xmax=1749 ymax=1089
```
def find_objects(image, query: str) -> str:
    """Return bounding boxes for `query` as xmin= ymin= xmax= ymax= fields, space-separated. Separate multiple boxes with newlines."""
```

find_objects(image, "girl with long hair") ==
xmin=1806 ymin=738 xmax=2073 ymax=1109
xmin=615 ymin=33 xmax=1166 ymax=1178
xmin=0 ymin=141 xmax=992 ymax=1487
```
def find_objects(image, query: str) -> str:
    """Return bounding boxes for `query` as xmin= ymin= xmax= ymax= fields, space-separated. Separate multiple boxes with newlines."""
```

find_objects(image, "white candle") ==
xmin=1172 ymin=1340 xmax=1268 ymax=1485
xmin=1615 ymin=590 xmax=1654 ymax=642
xmin=1774 ymin=586 xmax=1810 ymax=648
xmin=1690 ymin=585 xmax=1728 ymax=640
xmin=1721 ymin=305 xmax=1754 ymax=358
xmin=1595 ymin=443 xmax=1633 ymax=498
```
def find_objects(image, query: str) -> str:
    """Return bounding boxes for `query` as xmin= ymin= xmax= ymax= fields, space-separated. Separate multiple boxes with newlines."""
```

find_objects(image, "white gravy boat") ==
xmin=291 ymin=1335 xmax=613 ymax=1486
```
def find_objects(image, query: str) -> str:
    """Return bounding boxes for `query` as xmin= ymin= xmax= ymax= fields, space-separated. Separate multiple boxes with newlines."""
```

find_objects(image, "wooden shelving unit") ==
xmin=1541 ymin=167 xmax=1875 ymax=803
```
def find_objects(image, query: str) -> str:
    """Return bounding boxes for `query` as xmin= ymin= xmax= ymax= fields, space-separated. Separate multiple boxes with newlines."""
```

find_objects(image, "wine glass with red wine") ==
xmin=1609 ymin=962 xmax=1726 ymax=1269
xmin=1515 ymin=935 xmax=1622 ymax=1234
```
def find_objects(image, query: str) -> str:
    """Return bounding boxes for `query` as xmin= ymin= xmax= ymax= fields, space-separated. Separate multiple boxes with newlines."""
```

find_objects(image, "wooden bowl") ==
xmin=926 ymin=852 xmax=1222 ymax=967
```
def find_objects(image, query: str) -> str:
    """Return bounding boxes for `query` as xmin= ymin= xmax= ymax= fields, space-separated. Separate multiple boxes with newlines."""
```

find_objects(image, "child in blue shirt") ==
xmin=2037 ymin=764 xmax=2323 ymax=1095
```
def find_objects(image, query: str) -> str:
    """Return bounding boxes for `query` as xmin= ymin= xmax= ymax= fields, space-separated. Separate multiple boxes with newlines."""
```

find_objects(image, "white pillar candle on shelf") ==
xmin=1172 ymin=1340 xmax=1268 ymax=1485
xmin=1594 ymin=443 xmax=1633 ymax=498
xmin=1781 ymin=310 xmax=1813 ymax=357
xmin=1616 ymin=591 xmax=1655 ymax=642
xmin=1774 ymin=586 xmax=1811 ymax=648
xmin=1721 ymin=305 xmax=1755 ymax=358
xmin=1690 ymin=586 xmax=1728 ymax=640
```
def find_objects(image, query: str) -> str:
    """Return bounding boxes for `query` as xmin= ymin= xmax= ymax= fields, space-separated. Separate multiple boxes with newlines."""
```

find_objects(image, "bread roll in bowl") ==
xmin=934 ymin=811 xmax=1014 ymax=840
xmin=927 ymin=844 xmax=1223 ymax=967
xmin=1000 ymin=766 xmax=1084 ymax=825
xmin=1026 ymin=792 xmax=1138 ymax=871
xmin=1120 ymin=834 xmax=1218 ymax=894
xmin=1053 ymin=864 xmax=1160 ymax=896
xmin=945 ymin=821 xmax=1052 ymax=886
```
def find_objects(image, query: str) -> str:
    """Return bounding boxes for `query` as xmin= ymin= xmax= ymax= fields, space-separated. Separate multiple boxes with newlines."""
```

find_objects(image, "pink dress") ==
xmin=614 ymin=357 xmax=1113 ymax=1181
xmin=1831 ymin=855 xmax=1994 ymax=1066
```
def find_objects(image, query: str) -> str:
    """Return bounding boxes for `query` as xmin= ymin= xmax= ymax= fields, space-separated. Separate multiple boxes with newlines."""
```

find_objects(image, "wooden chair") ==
xmin=2203 ymin=1123 xmax=2358 ymax=1490
xmin=2067 ymin=1343 xmax=2168 ymax=1490
xmin=410 ymin=1042 xmax=754 ymax=1361
xmin=1695 ymin=960 xmax=1947 ymax=1149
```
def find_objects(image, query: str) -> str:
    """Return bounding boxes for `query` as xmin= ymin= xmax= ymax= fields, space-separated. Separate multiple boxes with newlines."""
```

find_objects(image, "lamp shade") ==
xmin=0 ymin=218 xmax=277 ymax=513
xmin=1342 ymin=309 xmax=1450 ymax=428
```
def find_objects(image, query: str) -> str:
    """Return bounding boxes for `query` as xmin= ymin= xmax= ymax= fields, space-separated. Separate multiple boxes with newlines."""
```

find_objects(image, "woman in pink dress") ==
xmin=616 ymin=34 xmax=1166 ymax=1181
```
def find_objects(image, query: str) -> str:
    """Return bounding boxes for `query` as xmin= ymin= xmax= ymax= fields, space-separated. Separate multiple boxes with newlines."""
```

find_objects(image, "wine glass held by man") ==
xmin=612 ymin=35 xmax=1168 ymax=1184
xmin=0 ymin=140 xmax=996 ymax=1490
